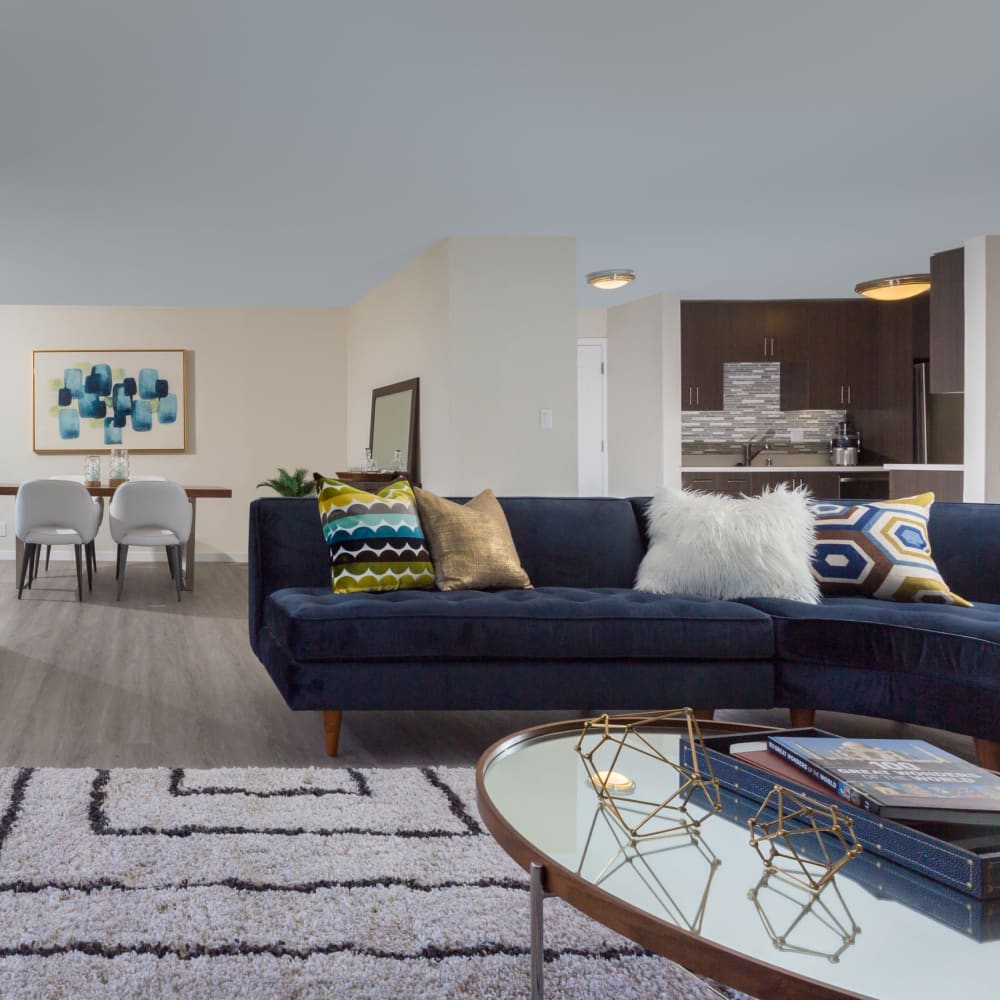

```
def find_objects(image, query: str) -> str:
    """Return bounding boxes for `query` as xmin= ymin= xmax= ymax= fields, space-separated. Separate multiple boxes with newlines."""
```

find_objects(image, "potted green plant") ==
xmin=256 ymin=467 xmax=315 ymax=497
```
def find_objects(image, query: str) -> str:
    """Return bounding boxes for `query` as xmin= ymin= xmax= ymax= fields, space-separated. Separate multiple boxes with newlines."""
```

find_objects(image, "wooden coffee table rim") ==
xmin=475 ymin=717 xmax=872 ymax=1000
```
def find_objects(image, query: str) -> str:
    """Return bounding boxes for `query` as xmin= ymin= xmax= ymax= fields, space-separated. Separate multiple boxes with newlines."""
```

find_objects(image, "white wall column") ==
xmin=605 ymin=292 xmax=681 ymax=497
xmin=963 ymin=235 xmax=1000 ymax=502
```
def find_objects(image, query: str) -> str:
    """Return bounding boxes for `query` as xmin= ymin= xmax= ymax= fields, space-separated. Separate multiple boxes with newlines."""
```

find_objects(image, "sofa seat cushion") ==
xmin=742 ymin=596 xmax=1000 ymax=693
xmin=264 ymin=586 xmax=775 ymax=663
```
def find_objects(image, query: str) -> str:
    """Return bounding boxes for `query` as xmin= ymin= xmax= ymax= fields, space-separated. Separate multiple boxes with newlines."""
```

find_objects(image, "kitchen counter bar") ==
xmin=679 ymin=465 xmax=887 ymax=473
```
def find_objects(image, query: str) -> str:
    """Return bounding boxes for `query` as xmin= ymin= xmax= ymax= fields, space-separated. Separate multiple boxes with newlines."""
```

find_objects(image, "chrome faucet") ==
xmin=742 ymin=429 xmax=774 ymax=466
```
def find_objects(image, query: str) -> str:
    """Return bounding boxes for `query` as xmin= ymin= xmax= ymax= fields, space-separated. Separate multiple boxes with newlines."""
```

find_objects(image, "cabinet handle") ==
xmin=695 ymin=386 xmax=700 ymax=405
xmin=688 ymin=387 xmax=693 ymax=406
xmin=770 ymin=337 xmax=775 ymax=357
xmin=763 ymin=337 xmax=768 ymax=357
xmin=847 ymin=385 xmax=852 ymax=405
xmin=840 ymin=385 xmax=845 ymax=405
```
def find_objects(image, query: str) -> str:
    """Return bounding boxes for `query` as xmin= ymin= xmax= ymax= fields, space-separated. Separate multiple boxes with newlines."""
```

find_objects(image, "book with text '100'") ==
xmin=765 ymin=735 xmax=1000 ymax=826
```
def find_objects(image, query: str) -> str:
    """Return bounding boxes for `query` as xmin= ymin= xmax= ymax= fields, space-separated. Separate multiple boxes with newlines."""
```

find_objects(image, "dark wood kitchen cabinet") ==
xmin=750 ymin=470 xmax=840 ymax=497
xmin=929 ymin=246 xmax=964 ymax=394
xmin=680 ymin=302 xmax=725 ymax=410
xmin=778 ymin=301 xmax=878 ymax=411
xmin=680 ymin=471 xmax=752 ymax=495
xmin=723 ymin=301 xmax=810 ymax=362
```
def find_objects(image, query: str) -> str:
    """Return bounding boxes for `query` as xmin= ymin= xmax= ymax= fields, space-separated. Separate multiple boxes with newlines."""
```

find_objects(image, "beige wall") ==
xmin=347 ymin=237 xmax=579 ymax=497
xmin=576 ymin=307 xmax=607 ymax=341
xmin=446 ymin=237 xmax=578 ymax=495
xmin=346 ymin=241 xmax=451 ymax=483
xmin=0 ymin=306 xmax=347 ymax=560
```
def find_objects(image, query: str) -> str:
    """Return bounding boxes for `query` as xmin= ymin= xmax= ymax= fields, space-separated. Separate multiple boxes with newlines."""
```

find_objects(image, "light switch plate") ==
xmin=0 ymin=521 xmax=6 ymax=537
xmin=540 ymin=409 xmax=553 ymax=430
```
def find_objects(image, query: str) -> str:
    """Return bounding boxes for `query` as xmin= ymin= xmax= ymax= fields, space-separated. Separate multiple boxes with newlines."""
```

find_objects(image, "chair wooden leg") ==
xmin=116 ymin=545 xmax=128 ymax=601
xmin=74 ymin=545 xmax=83 ymax=602
xmin=33 ymin=545 xmax=41 ymax=578
xmin=17 ymin=543 xmax=33 ymax=599
xmin=88 ymin=540 xmax=97 ymax=576
xmin=975 ymin=738 xmax=1000 ymax=772
xmin=27 ymin=543 xmax=36 ymax=588
xmin=789 ymin=708 xmax=816 ymax=729
xmin=323 ymin=711 xmax=343 ymax=757
xmin=45 ymin=545 xmax=51 ymax=571
xmin=85 ymin=542 xmax=93 ymax=592
xmin=167 ymin=547 xmax=175 ymax=579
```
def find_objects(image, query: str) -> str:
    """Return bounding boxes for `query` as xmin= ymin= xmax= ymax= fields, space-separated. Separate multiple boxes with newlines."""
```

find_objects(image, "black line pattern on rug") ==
xmin=89 ymin=769 xmax=475 ymax=838
xmin=0 ymin=876 xmax=529 ymax=895
xmin=0 ymin=769 xmax=33 ymax=858
xmin=421 ymin=767 xmax=483 ymax=835
xmin=0 ymin=941 xmax=650 ymax=963
xmin=169 ymin=768 xmax=371 ymax=799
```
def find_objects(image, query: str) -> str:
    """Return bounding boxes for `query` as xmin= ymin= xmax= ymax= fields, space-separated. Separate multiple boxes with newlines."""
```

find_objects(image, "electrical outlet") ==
xmin=0 ymin=520 xmax=6 ymax=537
xmin=790 ymin=427 xmax=806 ymax=444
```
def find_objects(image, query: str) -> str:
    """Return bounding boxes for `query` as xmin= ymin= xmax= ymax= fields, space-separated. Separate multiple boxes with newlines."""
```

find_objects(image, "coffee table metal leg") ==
xmin=530 ymin=862 xmax=551 ymax=1000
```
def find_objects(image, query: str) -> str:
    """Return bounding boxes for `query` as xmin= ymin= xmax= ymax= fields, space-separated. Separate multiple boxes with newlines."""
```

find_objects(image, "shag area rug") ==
xmin=0 ymin=766 xmax=751 ymax=999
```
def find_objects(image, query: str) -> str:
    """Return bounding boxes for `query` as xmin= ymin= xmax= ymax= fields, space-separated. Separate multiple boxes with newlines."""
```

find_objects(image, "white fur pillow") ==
xmin=635 ymin=484 xmax=820 ymax=603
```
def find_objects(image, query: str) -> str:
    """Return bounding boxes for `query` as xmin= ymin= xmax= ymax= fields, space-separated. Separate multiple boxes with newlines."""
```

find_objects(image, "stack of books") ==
xmin=755 ymin=734 xmax=1000 ymax=826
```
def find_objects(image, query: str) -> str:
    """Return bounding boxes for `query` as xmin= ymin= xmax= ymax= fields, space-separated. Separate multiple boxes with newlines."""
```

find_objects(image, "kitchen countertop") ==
xmin=679 ymin=465 xmax=888 ymax=473
xmin=882 ymin=464 xmax=965 ymax=471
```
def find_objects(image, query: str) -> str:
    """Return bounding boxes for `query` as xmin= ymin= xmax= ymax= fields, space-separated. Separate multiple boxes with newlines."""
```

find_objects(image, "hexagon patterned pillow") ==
xmin=810 ymin=492 xmax=970 ymax=605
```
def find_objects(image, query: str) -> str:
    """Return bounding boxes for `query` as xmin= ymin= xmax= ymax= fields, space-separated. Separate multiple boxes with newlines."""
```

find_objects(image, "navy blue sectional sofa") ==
xmin=247 ymin=496 xmax=1000 ymax=765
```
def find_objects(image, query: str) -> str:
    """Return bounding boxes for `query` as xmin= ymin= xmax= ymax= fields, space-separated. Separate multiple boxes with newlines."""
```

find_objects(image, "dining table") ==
xmin=1 ymin=483 xmax=233 ymax=592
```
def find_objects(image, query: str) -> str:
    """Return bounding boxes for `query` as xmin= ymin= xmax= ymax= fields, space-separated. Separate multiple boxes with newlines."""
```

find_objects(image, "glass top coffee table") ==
xmin=476 ymin=717 xmax=998 ymax=1000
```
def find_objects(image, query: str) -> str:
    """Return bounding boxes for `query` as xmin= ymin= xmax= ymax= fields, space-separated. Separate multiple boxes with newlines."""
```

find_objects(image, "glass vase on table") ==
xmin=83 ymin=455 xmax=102 ymax=486
xmin=109 ymin=448 xmax=130 ymax=486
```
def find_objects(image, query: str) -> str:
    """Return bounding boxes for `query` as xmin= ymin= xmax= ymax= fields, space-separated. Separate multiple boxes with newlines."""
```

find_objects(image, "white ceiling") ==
xmin=2 ymin=1 xmax=1000 ymax=307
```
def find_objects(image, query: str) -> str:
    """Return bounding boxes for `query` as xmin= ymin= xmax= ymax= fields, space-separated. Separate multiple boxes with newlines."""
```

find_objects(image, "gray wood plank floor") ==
xmin=0 ymin=559 xmax=976 ymax=767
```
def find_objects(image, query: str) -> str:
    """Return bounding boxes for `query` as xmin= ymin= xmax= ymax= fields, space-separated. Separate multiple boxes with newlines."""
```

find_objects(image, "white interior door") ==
xmin=577 ymin=339 xmax=608 ymax=496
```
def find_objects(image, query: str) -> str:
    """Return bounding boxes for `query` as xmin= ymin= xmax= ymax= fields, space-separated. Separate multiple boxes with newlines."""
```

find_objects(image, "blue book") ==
xmin=767 ymin=735 xmax=1000 ymax=826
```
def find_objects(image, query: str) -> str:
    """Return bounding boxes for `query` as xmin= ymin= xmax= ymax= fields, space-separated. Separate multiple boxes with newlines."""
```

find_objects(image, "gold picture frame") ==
xmin=32 ymin=349 xmax=187 ymax=453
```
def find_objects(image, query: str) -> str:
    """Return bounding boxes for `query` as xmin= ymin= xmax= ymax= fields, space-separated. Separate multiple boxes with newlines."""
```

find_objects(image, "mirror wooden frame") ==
xmin=369 ymin=377 xmax=420 ymax=486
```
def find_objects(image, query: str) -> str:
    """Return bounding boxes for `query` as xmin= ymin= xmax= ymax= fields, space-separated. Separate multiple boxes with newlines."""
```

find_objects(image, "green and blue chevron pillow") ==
xmin=810 ymin=492 xmax=970 ymax=605
xmin=315 ymin=477 xmax=436 ymax=594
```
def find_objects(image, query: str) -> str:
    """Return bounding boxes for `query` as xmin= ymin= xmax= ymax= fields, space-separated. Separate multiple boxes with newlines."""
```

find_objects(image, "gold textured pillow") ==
xmin=414 ymin=488 xmax=532 ymax=591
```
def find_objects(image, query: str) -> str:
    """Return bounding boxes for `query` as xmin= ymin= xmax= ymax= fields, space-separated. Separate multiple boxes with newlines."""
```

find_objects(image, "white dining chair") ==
xmin=44 ymin=475 xmax=103 ymax=578
xmin=109 ymin=480 xmax=192 ymax=601
xmin=15 ymin=479 xmax=102 ymax=601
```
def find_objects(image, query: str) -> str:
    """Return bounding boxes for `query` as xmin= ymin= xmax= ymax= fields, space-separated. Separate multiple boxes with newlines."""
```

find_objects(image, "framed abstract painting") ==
xmin=33 ymin=349 xmax=187 ymax=453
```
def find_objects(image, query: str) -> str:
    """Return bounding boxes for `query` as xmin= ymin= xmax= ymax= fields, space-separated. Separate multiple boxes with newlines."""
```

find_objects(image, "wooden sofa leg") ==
xmin=974 ymin=738 xmax=1000 ymax=772
xmin=692 ymin=709 xmax=715 ymax=721
xmin=789 ymin=708 xmax=816 ymax=729
xmin=323 ymin=711 xmax=343 ymax=757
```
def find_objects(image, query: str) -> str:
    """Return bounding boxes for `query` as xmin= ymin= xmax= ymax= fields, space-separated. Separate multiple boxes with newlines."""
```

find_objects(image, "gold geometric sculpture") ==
xmin=576 ymin=798 xmax=722 ymax=934
xmin=747 ymin=785 xmax=862 ymax=893
xmin=748 ymin=870 xmax=861 ymax=964
xmin=573 ymin=708 xmax=722 ymax=843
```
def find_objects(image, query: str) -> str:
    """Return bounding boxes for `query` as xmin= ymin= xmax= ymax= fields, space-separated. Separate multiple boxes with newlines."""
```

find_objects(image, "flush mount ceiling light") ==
xmin=586 ymin=269 xmax=635 ymax=291
xmin=854 ymin=274 xmax=931 ymax=301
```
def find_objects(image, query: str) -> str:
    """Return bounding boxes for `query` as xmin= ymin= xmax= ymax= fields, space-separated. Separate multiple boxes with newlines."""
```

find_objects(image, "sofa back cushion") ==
xmin=928 ymin=501 xmax=1000 ymax=605
xmin=493 ymin=497 xmax=645 ymax=588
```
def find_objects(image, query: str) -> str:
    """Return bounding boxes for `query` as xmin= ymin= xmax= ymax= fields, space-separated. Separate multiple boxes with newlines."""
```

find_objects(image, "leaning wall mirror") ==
xmin=369 ymin=377 xmax=420 ymax=485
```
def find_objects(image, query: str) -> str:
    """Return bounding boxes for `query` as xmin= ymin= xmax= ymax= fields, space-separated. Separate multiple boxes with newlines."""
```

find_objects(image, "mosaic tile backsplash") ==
xmin=682 ymin=362 xmax=846 ymax=454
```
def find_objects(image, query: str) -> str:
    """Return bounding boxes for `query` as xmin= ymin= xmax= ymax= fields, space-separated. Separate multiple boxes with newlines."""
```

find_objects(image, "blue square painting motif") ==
xmin=33 ymin=350 xmax=186 ymax=453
